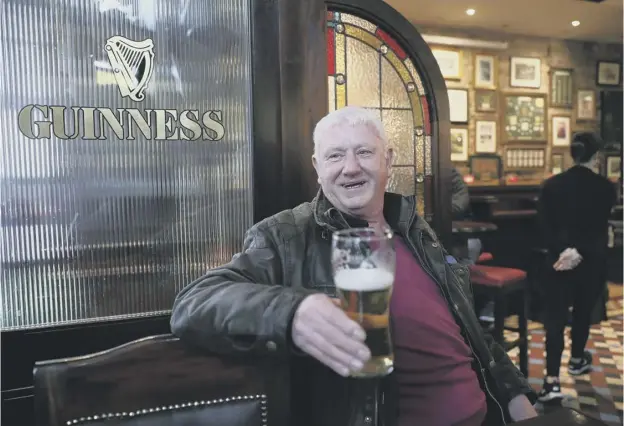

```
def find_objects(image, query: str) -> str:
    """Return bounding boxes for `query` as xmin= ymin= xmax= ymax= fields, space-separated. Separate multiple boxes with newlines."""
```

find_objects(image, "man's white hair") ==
xmin=313 ymin=106 xmax=388 ymax=155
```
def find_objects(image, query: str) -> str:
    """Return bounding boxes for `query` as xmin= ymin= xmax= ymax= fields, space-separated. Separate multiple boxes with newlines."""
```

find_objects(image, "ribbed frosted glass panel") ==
xmin=0 ymin=0 xmax=254 ymax=330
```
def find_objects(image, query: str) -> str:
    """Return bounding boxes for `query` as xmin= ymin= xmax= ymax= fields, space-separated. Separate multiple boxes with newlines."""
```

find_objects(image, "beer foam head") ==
xmin=334 ymin=268 xmax=394 ymax=291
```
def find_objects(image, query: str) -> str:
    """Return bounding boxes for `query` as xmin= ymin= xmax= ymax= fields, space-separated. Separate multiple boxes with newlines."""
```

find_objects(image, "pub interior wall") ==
xmin=414 ymin=24 xmax=623 ymax=178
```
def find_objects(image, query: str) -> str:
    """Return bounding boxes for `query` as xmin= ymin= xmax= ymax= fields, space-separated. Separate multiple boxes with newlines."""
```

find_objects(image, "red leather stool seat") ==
xmin=477 ymin=252 xmax=494 ymax=263
xmin=469 ymin=265 xmax=527 ymax=287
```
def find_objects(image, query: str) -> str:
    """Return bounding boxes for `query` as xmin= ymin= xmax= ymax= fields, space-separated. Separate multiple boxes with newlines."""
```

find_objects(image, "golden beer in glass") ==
xmin=332 ymin=228 xmax=395 ymax=377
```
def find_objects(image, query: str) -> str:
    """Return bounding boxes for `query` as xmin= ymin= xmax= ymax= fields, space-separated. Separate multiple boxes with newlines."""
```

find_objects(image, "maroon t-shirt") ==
xmin=390 ymin=239 xmax=487 ymax=426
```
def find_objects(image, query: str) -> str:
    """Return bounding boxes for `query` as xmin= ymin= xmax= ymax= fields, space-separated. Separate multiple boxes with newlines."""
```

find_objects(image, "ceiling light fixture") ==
xmin=571 ymin=20 xmax=580 ymax=27
xmin=466 ymin=8 xmax=476 ymax=16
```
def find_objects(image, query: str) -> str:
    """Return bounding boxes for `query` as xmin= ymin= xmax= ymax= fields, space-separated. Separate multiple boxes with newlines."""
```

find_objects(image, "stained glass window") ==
xmin=326 ymin=11 xmax=433 ymax=219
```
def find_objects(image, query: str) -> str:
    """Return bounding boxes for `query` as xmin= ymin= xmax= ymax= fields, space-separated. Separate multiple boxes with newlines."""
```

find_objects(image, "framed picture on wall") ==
xmin=431 ymin=47 xmax=462 ymax=80
xmin=607 ymin=155 xmax=621 ymax=180
xmin=475 ymin=89 xmax=497 ymax=112
xmin=577 ymin=90 xmax=596 ymax=120
xmin=505 ymin=147 xmax=545 ymax=169
xmin=510 ymin=57 xmax=541 ymax=88
xmin=550 ymin=69 xmax=574 ymax=108
xmin=504 ymin=93 xmax=547 ymax=141
xmin=469 ymin=154 xmax=503 ymax=184
xmin=551 ymin=153 xmax=564 ymax=175
xmin=475 ymin=120 xmax=497 ymax=153
xmin=474 ymin=54 xmax=496 ymax=88
xmin=596 ymin=61 xmax=622 ymax=86
xmin=551 ymin=116 xmax=571 ymax=147
xmin=448 ymin=89 xmax=469 ymax=123
xmin=450 ymin=128 xmax=469 ymax=162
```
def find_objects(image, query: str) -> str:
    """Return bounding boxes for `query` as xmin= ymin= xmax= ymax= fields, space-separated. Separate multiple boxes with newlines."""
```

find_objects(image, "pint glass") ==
xmin=331 ymin=227 xmax=396 ymax=378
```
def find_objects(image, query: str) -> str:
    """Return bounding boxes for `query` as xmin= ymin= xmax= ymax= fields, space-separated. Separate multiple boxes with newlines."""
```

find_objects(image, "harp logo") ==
xmin=105 ymin=36 xmax=155 ymax=102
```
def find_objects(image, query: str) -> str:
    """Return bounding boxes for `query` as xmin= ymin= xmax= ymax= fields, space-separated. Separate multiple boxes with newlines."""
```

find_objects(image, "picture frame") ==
xmin=448 ymin=88 xmax=469 ymax=123
xmin=474 ymin=54 xmax=496 ymax=88
xmin=596 ymin=61 xmax=622 ymax=87
xmin=606 ymin=155 xmax=621 ymax=180
xmin=551 ymin=153 xmax=564 ymax=175
xmin=510 ymin=57 xmax=541 ymax=89
xmin=551 ymin=116 xmax=571 ymax=147
xmin=503 ymin=93 xmax=547 ymax=141
xmin=475 ymin=120 xmax=497 ymax=153
xmin=450 ymin=128 xmax=469 ymax=162
xmin=468 ymin=154 xmax=503 ymax=184
xmin=550 ymin=68 xmax=574 ymax=108
xmin=504 ymin=147 xmax=545 ymax=169
xmin=431 ymin=47 xmax=462 ymax=80
xmin=475 ymin=89 xmax=497 ymax=112
xmin=576 ymin=90 xmax=596 ymax=121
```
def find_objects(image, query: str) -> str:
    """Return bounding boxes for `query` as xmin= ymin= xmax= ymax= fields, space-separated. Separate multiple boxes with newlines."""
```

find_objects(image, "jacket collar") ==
xmin=311 ymin=188 xmax=418 ymax=236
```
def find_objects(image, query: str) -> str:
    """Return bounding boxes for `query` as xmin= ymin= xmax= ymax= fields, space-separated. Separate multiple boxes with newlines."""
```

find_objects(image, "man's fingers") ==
xmin=308 ymin=325 xmax=370 ymax=365
xmin=302 ymin=343 xmax=350 ymax=377
xmin=330 ymin=297 xmax=342 ymax=307
xmin=323 ymin=305 xmax=367 ymax=341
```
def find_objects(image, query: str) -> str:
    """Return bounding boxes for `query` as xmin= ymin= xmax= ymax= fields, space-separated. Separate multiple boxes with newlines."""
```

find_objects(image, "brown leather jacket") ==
xmin=170 ymin=191 xmax=537 ymax=426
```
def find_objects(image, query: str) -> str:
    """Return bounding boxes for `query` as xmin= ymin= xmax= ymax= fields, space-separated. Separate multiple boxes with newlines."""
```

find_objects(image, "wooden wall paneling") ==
xmin=278 ymin=0 xmax=327 ymax=208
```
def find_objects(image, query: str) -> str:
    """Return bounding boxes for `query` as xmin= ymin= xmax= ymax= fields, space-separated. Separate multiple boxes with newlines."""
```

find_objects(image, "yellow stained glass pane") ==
xmin=388 ymin=166 xmax=415 ymax=196
xmin=345 ymin=37 xmax=380 ymax=108
xmin=384 ymin=51 xmax=411 ymax=84
xmin=345 ymin=25 xmax=382 ymax=50
xmin=404 ymin=59 xmax=425 ymax=95
xmin=415 ymin=134 xmax=424 ymax=175
xmin=416 ymin=181 xmax=425 ymax=217
xmin=340 ymin=13 xmax=377 ymax=33
xmin=336 ymin=32 xmax=345 ymax=75
xmin=336 ymin=83 xmax=346 ymax=108
xmin=381 ymin=59 xmax=410 ymax=108
xmin=382 ymin=109 xmax=413 ymax=166
xmin=425 ymin=135 xmax=432 ymax=175
xmin=328 ymin=76 xmax=336 ymax=112
xmin=408 ymin=91 xmax=424 ymax=129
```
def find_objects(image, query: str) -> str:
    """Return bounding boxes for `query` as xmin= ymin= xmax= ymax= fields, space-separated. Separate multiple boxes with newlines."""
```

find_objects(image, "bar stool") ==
xmin=469 ymin=264 xmax=529 ymax=377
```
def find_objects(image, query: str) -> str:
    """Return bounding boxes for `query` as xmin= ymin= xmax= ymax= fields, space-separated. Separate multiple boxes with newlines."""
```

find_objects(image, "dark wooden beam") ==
xmin=278 ymin=0 xmax=327 ymax=208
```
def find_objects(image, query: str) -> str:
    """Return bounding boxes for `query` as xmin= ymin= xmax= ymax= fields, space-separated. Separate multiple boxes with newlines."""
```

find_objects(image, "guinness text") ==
xmin=18 ymin=105 xmax=226 ymax=141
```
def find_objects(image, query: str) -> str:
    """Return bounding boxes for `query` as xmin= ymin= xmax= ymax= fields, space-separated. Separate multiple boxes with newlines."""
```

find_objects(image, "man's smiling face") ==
xmin=313 ymin=121 xmax=392 ymax=218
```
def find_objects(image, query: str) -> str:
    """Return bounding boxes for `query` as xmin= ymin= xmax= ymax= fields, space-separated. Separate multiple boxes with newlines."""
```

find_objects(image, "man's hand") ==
xmin=554 ymin=247 xmax=582 ymax=271
xmin=508 ymin=394 xmax=538 ymax=422
xmin=291 ymin=293 xmax=371 ymax=376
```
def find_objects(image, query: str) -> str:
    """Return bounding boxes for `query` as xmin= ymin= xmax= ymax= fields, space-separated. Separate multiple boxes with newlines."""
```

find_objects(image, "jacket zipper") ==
xmin=404 ymin=233 xmax=507 ymax=425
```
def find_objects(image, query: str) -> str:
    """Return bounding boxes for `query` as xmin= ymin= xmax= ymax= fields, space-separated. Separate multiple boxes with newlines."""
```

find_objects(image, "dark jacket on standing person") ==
xmin=538 ymin=165 xmax=616 ymax=261
xmin=170 ymin=190 xmax=536 ymax=426
xmin=452 ymin=167 xmax=470 ymax=219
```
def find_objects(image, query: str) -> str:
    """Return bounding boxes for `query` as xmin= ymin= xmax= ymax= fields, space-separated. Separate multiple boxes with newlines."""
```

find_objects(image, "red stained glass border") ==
xmin=420 ymin=95 xmax=430 ymax=135
xmin=327 ymin=28 xmax=336 ymax=75
xmin=375 ymin=28 xmax=407 ymax=60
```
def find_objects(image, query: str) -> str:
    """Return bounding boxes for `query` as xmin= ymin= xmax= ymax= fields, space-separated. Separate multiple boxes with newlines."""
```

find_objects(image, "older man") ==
xmin=171 ymin=106 xmax=537 ymax=426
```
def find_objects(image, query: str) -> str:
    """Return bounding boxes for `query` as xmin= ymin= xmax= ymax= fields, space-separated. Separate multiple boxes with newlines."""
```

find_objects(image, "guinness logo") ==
xmin=17 ymin=35 xmax=226 ymax=141
xmin=105 ymin=36 xmax=155 ymax=102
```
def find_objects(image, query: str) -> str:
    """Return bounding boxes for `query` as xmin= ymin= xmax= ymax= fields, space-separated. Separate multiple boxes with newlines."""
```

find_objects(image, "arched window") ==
xmin=326 ymin=11 xmax=432 ymax=218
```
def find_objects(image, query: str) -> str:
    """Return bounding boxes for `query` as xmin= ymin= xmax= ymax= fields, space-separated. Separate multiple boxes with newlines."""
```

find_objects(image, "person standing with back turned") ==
xmin=537 ymin=132 xmax=617 ymax=402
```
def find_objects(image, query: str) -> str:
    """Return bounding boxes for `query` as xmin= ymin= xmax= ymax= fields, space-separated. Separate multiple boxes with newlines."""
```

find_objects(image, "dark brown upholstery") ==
xmin=33 ymin=334 xmax=290 ymax=426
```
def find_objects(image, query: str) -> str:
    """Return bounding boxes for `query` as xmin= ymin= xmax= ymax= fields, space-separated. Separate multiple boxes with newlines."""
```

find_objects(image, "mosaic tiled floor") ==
xmin=505 ymin=292 xmax=623 ymax=425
